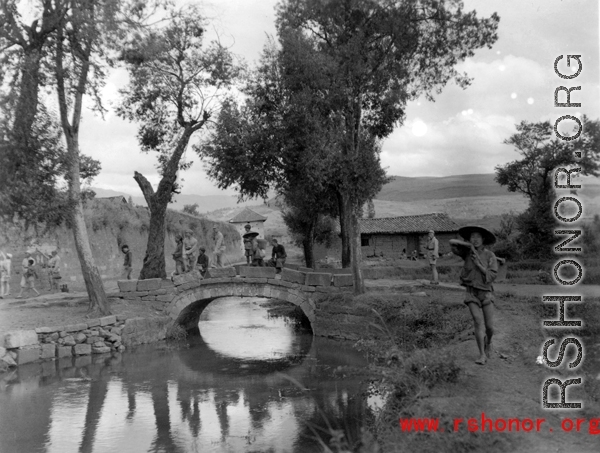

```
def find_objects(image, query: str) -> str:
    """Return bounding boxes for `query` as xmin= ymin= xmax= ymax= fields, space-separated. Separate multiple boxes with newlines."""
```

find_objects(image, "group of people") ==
xmin=172 ymin=226 xmax=226 ymax=277
xmin=0 ymin=247 xmax=62 ymax=299
xmin=242 ymin=224 xmax=286 ymax=272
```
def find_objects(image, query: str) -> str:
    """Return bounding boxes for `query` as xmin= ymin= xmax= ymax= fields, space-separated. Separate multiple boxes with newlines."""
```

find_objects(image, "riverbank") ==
xmin=1 ymin=279 xmax=599 ymax=452
xmin=347 ymin=287 xmax=600 ymax=453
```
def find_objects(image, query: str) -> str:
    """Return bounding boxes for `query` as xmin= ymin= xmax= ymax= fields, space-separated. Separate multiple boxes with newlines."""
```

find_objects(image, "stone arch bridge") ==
xmin=117 ymin=265 xmax=358 ymax=337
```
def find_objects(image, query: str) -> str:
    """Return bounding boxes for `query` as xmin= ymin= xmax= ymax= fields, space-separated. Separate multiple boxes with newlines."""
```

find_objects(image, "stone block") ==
xmin=64 ymin=323 xmax=88 ymax=332
xmin=137 ymin=278 xmax=162 ymax=291
xmin=100 ymin=315 xmax=117 ymax=326
xmin=87 ymin=319 xmax=101 ymax=328
xmin=278 ymin=279 xmax=294 ymax=288
xmin=45 ymin=325 xmax=64 ymax=333
xmin=244 ymin=277 xmax=268 ymax=284
xmin=300 ymin=285 xmax=316 ymax=292
xmin=86 ymin=336 xmax=103 ymax=344
xmin=156 ymin=294 xmax=175 ymax=303
xmin=56 ymin=346 xmax=72 ymax=358
xmin=40 ymin=343 xmax=56 ymax=360
xmin=281 ymin=268 xmax=306 ymax=285
xmin=206 ymin=267 xmax=237 ymax=279
xmin=0 ymin=346 xmax=5 ymax=357
xmin=35 ymin=327 xmax=52 ymax=334
xmin=116 ymin=315 xmax=128 ymax=322
xmin=333 ymin=274 xmax=354 ymax=287
xmin=117 ymin=280 xmax=138 ymax=292
xmin=93 ymin=341 xmax=106 ymax=348
xmin=73 ymin=344 xmax=92 ymax=356
xmin=74 ymin=333 xmax=87 ymax=344
xmin=63 ymin=335 xmax=76 ymax=347
xmin=1 ymin=353 xmax=17 ymax=367
xmin=142 ymin=295 xmax=157 ymax=302
xmin=4 ymin=330 xmax=39 ymax=349
xmin=16 ymin=345 xmax=41 ymax=365
xmin=305 ymin=272 xmax=332 ymax=287
xmin=239 ymin=266 xmax=277 ymax=279
xmin=172 ymin=274 xmax=185 ymax=286
xmin=92 ymin=345 xmax=111 ymax=354
xmin=160 ymin=279 xmax=175 ymax=288
xmin=283 ymin=263 xmax=300 ymax=270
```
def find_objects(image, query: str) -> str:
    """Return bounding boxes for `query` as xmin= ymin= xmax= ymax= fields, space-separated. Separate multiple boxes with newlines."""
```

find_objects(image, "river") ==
xmin=0 ymin=297 xmax=373 ymax=453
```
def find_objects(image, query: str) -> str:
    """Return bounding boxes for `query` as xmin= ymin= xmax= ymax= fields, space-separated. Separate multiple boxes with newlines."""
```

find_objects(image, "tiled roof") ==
xmin=229 ymin=207 xmax=267 ymax=223
xmin=359 ymin=213 xmax=460 ymax=234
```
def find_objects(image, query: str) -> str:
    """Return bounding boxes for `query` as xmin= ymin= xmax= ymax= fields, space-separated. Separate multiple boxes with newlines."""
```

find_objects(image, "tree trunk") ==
xmin=302 ymin=221 xmax=316 ymax=268
xmin=67 ymin=136 xmax=110 ymax=314
xmin=339 ymin=192 xmax=364 ymax=294
xmin=337 ymin=192 xmax=351 ymax=268
xmin=135 ymin=171 xmax=169 ymax=280
xmin=55 ymin=16 xmax=110 ymax=315
xmin=136 ymin=127 xmax=197 ymax=279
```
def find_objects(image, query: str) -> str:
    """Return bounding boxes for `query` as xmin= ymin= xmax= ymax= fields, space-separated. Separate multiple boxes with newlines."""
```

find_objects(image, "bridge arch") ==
xmin=165 ymin=279 xmax=317 ymax=335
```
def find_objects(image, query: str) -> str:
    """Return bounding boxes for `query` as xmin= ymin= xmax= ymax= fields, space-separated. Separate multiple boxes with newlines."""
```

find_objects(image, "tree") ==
xmin=183 ymin=203 xmax=201 ymax=217
xmin=118 ymin=6 xmax=240 ymax=279
xmin=200 ymin=40 xmax=383 ymax=269
xmin=275 ymin=0 xmax=500 ymax=293
xmin=0 ymin=0 xmax=67 ymax=223
xmin=495 ymin=117 xmax=600 ymax=258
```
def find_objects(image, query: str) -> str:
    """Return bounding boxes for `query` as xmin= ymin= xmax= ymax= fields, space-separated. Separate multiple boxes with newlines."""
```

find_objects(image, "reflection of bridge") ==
xmin=117 ymin=266 xmax=355 ymax=336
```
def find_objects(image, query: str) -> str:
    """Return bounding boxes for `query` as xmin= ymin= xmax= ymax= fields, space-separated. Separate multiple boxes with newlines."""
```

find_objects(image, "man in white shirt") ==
xmin=427 ymin=230 xmax=439 ymax=285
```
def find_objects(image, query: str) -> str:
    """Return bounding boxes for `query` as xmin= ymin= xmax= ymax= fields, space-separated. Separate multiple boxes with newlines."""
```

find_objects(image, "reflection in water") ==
xmin=0 ymin=297 xmax=370 ymax=453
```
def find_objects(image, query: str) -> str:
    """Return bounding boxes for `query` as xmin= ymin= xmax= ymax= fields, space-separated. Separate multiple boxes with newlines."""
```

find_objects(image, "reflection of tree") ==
xmin=177 ymin=384 xmax=201 ymax=437
xmin=245 ymin=389 xmax=271 ymax=432
xmin=150 ymin=383 xmax=184 ymax=453
xmin=79 ymin=376 xmax=109 ymax=453
xmin=125 ymin=383 xmax=136 ymax=421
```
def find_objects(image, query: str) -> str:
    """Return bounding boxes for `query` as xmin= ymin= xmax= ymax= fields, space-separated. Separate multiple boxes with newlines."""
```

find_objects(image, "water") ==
xmin=0 ymin=297 xmax=372 ymax=453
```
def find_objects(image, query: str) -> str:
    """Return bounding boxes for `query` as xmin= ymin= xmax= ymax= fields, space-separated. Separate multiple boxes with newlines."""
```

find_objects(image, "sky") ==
xmin=78 ymin=0 xmax=600 ymax=197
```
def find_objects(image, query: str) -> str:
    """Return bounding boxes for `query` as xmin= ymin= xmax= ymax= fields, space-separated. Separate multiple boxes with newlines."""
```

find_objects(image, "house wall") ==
xmin=363 ymin=232 xmax=458 ymax=259
xmin=313 ymin=232 xmax=459 ymax=263
xmin=230 ymin=221 xmax=265 ymax=256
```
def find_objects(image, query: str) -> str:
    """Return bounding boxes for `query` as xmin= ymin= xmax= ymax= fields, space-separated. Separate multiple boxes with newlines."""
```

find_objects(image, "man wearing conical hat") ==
xmin=451 ymin=225 xmax=498 ymax=365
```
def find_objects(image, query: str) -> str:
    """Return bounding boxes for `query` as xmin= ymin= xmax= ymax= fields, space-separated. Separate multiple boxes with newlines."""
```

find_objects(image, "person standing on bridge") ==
xmin=212 ymin=226 xmax=225 ymax=267
xmin=184 ymin=229 xmax=199 ymax=272
xmin=197 ymin=247 xmax=209 ymax=277
xmin=269 ymin=239 xmax=287 ymax=274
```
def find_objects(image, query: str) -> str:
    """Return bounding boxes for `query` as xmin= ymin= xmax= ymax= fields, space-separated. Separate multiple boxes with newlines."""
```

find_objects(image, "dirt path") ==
xmin=413 ymin=291 xmax=600 ymax=453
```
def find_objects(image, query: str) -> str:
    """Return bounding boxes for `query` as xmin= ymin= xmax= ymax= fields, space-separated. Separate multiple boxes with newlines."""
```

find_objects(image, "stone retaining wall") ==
xmin=0 ymin=314 xmax=171 ymax=373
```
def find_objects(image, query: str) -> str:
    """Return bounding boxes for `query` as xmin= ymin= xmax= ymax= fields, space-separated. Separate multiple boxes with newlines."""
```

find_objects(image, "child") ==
xmin=17 ymin=257 xmax=40 ymax=299
xmin=121 ymin=245 xmax=133 ymax=279
xmin=451 ymin=225 xmax=498 ymax=365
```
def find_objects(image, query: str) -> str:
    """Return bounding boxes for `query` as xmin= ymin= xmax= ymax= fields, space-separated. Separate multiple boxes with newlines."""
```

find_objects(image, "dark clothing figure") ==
xmin=251 ymin=238 xmax=265 ymax=267
xmin=269 ymin=242 xmax=287 ymax=273
xmin=122 ymin=246 xmax=133 ymax=280
xmin=172 ymin=236 xmax=187 ymax=275
xmin=197 ymin=250 xmax=209 ymax=277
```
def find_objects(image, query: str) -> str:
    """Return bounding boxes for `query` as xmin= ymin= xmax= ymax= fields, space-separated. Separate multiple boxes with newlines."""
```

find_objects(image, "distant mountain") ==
xmin=377 ymin=173 xmax=600 ymax=203
xmin=377 ymin=174 xmax=518 ymax=202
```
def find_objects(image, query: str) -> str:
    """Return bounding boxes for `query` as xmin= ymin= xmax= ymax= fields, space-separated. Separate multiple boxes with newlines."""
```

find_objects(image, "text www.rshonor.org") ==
xmin=398 ymin=414 xmax=600 ymax=434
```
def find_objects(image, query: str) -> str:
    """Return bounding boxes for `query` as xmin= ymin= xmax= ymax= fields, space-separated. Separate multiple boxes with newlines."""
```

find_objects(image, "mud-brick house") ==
xmin=229 ymin=207 xmax=268 ymax=255
xmin=359 ymin=213 xmax=460 ymax=258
